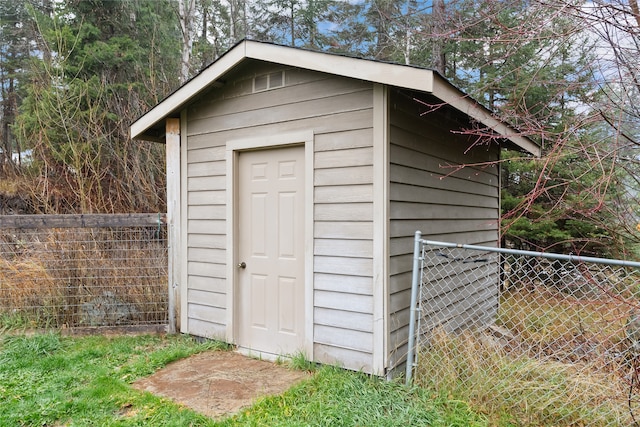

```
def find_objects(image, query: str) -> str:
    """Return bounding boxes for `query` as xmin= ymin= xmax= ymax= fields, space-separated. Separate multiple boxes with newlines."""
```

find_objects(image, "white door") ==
xmin=237 ymin=145 xmax=305 ymax=355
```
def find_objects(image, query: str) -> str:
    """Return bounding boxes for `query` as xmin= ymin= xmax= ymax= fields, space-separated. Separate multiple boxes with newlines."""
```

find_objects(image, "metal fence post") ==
xmin=406 ymin=230 xmax=422 ymax=385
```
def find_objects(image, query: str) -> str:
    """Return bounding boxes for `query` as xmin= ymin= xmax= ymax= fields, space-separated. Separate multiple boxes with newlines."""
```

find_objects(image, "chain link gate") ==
xmin=406 ymin=231 xmax=640 ymax=426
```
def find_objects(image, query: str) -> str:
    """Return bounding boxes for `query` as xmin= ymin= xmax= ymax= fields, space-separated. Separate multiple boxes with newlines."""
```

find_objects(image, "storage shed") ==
xmin=130 ymin=39 xmax=539 ymax=376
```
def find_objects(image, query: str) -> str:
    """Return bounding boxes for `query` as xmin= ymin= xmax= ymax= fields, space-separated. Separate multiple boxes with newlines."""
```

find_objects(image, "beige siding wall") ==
xmin=183 ymin=62 xmax=375 ymax=371
xmin=387 ymin=90 xmax=501 ymax=372
xmin=314 ymin=127 xmax=375 ymax=371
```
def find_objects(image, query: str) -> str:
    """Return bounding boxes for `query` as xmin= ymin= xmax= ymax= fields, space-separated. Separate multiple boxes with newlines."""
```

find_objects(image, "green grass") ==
xmin=279 ymin=350 xmax=318 ymax=372
xmin=0 ymin=332 xmax=225 ymax=426
xmin=220 ymin=366 xmax=485 ymax=427
xmin=0 ymin=332 xmax=488 ymax=426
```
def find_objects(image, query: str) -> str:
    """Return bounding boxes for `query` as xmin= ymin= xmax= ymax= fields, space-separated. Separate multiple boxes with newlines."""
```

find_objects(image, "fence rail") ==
xmin=0 ymin=214 xmax=168 ymax=331
xmin=0 ymin=213 xmax=166 ymax=229
xmin=408 ymin=231 xmax=640 ymax=426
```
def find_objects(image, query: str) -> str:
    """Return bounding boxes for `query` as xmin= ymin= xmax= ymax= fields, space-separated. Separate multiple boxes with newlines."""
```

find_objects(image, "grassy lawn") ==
xmin=0 ymin=332 xmax=487 ymax=426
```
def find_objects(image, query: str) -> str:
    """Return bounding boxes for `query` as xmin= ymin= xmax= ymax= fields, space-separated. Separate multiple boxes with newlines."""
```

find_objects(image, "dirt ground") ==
xmin=132 ymin=350 xmax=311 ymax=419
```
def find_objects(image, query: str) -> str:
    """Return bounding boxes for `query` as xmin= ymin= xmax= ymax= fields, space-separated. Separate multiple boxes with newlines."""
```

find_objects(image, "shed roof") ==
xmin=130 ymin=39 xmax=539 ymax=156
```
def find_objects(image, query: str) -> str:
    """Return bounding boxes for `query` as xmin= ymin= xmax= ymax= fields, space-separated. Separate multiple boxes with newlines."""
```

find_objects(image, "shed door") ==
xmin=237 ymin=145 xmax=305 ymax=355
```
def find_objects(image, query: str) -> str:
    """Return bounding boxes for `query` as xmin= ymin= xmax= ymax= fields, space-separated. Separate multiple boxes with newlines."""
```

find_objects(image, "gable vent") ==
xmin=253 ymin=71 xmax=285 ymax=92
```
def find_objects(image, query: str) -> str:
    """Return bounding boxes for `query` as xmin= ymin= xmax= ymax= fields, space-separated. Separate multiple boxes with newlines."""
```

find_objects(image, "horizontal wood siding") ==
xmin=313 ymin=126 xmax=375 ymax=371
xmin=387 ymin=89 xmax=501 ymax=372
xmin=184 ymin=63 xmax=375 ymax=371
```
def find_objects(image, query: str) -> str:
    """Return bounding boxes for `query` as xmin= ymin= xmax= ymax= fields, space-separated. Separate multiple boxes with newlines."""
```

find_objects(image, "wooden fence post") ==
xmin=166 ymin=118 xmax=181 ymax=334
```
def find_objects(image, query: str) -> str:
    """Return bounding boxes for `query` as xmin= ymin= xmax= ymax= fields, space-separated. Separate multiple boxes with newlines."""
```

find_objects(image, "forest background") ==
xmin=1 ymin=0 xmax=639 ymax=257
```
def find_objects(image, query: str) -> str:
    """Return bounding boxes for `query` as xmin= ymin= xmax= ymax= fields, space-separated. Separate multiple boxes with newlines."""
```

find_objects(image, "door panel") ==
xmin=250 ymin=274 xmax=267 ymax=329
xmin=279 ymin=192 xmax=296 ymax=257
xmin=251 ymin=193 xmax=267 ymax=256
xmin=237 ymin=145 xmax=305 ymax=355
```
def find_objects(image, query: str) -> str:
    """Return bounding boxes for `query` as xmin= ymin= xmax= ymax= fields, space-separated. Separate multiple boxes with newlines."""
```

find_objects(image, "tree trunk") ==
xmin=630 ymin=0 xmax=640 ymax=27
xmin=178 ymin=0 xmax=196 ymax=83
xmin=432 ymin=0 xmax=446 ymax=75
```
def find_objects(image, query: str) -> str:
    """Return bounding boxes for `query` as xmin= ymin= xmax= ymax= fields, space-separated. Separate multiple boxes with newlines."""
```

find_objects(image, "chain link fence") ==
xmin=0 ymin=214 xmax=168 ymax=330
xmin=408 ymin=233 xmax=640 ymax=426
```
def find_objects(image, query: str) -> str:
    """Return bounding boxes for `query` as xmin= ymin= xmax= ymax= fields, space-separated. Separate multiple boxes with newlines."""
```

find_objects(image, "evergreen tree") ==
xmin=249 ymin=0 xmax=333 ymax=48
xmin=0 ymin=0 xmax=47 ymax=171
xmin=15 ymin=0 xmax=181 ymax=213
xmin=440 ymin=0 xmax=633 ymax=256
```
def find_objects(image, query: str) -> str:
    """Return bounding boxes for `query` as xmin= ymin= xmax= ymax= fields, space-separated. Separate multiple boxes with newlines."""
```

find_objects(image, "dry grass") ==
xmin=0 ymin=173 xmax=27 ymax=194
xmin=0 ymin=227 xmax=167 ymax=328
xmin=498 ymin=288 xmax=632 ymax=364
xmin=0 ymin=258 xmax=62 ymax=328
xmin=415 ymin=328 xmax=632 ymax=426
xmin=415 ymin=285 xmax=640 ymax=425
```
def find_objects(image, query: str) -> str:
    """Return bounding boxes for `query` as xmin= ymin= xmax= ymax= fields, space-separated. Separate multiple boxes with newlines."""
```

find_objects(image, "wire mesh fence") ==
xmin=0 ymin=214 xmax=168 ymax=330
xmin=410 ymin=236 xmax=640 ymax=426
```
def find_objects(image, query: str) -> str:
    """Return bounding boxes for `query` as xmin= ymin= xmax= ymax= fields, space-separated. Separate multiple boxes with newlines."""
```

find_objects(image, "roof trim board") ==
xmin=244 ymin=41 xmax=434 ymax=93
xmin=130 ymin=39 xmax=539 ymax=156
xmin=130 ymin=44 xmax=245 ymax=140
xmin=431 ymin=75 xmax=541 ymax=156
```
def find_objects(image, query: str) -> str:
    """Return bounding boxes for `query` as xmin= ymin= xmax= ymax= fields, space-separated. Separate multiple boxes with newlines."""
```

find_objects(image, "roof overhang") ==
xmin=431 ymin=74 xmax=540 ymax=156
xmin=131 ymin=39 xmax=539 ymax=156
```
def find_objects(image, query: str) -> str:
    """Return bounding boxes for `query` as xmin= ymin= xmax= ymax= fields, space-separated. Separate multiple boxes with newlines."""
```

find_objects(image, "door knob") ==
xmin=237 ymin=262 xmax=246 ymax=269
